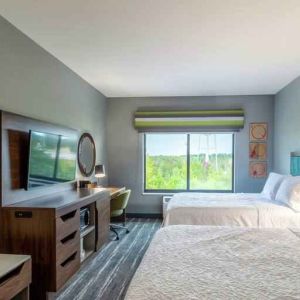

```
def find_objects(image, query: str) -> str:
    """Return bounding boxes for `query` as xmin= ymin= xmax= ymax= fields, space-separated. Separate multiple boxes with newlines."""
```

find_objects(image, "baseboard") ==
xmin=127 ymin=213 xmax=163 ymax=219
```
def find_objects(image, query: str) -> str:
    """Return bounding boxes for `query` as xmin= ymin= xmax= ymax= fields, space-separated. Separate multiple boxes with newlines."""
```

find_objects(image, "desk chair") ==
xmin=110 ymin=189 xmax=131 ymax=240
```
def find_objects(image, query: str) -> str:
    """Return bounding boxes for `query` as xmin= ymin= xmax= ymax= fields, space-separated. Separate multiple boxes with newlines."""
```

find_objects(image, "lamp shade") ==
xmin=95 ymin=164 xmax=105 ymax=178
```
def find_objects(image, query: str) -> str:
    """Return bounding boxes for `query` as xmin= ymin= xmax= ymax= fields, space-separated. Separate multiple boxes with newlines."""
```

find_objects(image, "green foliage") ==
xmin=190 ymin=154 xmax=232 ymax=190
xmin=146 ymin=155 xmax=187 ymax=189
xmin=146 ymin=154 xmax=232 ymax=191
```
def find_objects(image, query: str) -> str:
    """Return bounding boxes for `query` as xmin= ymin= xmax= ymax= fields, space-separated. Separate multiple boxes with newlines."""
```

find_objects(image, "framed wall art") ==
xmin=249 ymin=161 xmax=267 ymax=178
xmin=249 ymin=143 xmax=267 ymax=160
xmin=250 ymin=123 xmax=268 ymax=142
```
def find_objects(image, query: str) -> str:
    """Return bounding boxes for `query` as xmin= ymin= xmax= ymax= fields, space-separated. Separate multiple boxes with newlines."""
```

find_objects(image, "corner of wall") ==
xmin=273 ymin=76 xmax=300 ymax=174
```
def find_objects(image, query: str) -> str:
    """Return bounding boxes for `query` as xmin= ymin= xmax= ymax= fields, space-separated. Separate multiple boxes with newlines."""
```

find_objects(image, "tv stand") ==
xmin=0 ymin=188 xmax=110 ymax=300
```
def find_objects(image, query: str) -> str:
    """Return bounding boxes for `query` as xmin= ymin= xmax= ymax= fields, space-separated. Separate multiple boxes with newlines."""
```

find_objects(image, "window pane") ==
xmin=145 ymin=134 xmax=187 ymax=190
xmin=190 ymin=134 xmax=233 ymax=190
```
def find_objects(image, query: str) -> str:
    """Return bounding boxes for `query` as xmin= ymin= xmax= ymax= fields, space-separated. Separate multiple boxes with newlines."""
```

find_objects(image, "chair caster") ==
xmin=115 ymin=236 xmax=119 ymax=241
xmin=126 ymin=229 xmax=130 ymax=234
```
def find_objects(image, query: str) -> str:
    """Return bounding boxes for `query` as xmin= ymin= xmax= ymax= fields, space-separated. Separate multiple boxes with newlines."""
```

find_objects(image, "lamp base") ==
xmin=96 ymin=178 xmax=103 ymax=188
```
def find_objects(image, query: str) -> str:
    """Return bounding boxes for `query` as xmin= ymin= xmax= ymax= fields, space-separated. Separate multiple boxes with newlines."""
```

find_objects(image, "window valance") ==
xmin=134 ymin=109 xmax=245 ymax=132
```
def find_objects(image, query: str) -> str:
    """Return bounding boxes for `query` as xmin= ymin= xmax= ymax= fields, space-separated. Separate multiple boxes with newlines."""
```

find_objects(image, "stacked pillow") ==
xmin=275 ymin=176 xmax=300 ymax=212
xmin=261 ymin=172 xmax=286 ymax=201
xmin=261 ymin=172 xmax=300 ymax=212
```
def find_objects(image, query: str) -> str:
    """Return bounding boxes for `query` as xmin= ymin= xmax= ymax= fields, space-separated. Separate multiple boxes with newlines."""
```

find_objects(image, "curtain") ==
xmin=134 ymin=109 xmax=245 ymax=132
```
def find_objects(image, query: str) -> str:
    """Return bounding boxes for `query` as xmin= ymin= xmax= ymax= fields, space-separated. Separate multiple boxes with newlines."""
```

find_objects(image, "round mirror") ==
xmin=77 ymin=133 xmax=96 ymax=177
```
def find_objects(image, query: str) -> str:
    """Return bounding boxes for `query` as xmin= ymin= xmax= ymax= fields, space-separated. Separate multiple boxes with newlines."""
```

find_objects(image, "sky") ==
xmin=146 ymin=133 xmax=233 ymax=156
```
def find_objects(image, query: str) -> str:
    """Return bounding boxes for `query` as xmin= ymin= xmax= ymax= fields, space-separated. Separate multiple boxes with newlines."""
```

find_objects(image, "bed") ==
xmin=164 ymin=192 xmax=300 ymax=228
xmin=125 ymin=226 xmax=300 ymax=300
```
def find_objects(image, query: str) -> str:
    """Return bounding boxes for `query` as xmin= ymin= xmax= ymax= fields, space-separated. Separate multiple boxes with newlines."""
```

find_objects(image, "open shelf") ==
xmin=81 ymin=249 xmax=94 ymax=262
xmin=80 ymin=225 xmax=95 ymax=238
xmin=80 ymin=203 xmax=96 ymax=263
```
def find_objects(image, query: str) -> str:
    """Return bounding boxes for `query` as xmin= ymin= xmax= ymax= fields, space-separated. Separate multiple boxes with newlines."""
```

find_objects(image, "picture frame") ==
xmin=249 ymin=143 xmax=267 ymax=160
xmin=250 ymin=123 xmax=268 ymax=142
xmin=249 ymin=161 xmax=267 ymax=178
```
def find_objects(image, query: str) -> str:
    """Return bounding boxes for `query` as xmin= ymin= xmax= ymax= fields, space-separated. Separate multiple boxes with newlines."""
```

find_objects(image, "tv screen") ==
xmin=27 ymin=130 xmax=77 ymax=189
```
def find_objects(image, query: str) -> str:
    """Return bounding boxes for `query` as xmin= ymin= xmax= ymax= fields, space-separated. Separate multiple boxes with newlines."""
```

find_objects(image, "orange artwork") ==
xmin=249 ymin=143 xmax=267 ymax=160
xmin=249 ymin=162 xmax=267 ymax=178
xmin=250 ymin=123 xmax=268 ymax=142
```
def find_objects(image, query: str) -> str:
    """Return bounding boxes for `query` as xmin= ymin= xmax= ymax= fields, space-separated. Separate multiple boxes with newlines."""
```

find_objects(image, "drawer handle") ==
xmin=61 ymin=210 xmax=77 ymax=222
xmin=15 ymin=211 xmax=32 ymax=218
xmin=0 ymin=264 xmax=22 ymax=286
xmin=61 ymin=252 xmax=77 ymax=267
xmin=61 ymin=231 xmax=77 ymax=244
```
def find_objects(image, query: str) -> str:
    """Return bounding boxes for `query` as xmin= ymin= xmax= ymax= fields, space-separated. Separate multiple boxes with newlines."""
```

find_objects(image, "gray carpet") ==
xmin=57 ymin=218 xmax=162 ymax=300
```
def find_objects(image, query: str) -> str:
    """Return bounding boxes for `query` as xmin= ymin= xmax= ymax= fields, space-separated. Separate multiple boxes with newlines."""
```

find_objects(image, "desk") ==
xmin=91 ymin=186 xmax=125 ymax=250
xmin=0 ymin=187 xmax=125 ymax=300
xmin=91 ymin=186 xmax=125 ymax=199
xmin=0 ymin=188 xmax=110 ymax=300
xmin=106 ymin=186 xmax=126 ymax=199
xmin=0 ymin=254 xmax=31 ymax=300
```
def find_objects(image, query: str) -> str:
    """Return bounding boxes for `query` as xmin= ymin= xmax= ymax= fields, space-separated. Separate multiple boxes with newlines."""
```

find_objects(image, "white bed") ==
xmin=164 ymin=192 xmax=300 ymax=228
xmin=125 ymin=226 xmax=300 ymax=300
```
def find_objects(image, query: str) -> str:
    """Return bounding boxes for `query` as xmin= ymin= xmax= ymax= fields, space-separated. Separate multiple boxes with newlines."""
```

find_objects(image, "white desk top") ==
xmin=0 ymin=254 xmax=30 ymax=278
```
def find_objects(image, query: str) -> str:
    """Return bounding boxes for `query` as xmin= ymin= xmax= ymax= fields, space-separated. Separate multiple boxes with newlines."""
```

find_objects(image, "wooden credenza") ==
xmin=0 ymin=188 xmax=110 ymax=300
xmin=0 ymin=254 xmax=31 ymax=300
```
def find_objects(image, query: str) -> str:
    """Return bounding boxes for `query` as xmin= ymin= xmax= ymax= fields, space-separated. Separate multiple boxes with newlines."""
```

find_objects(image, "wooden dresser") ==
xmin=0 ymin=254 xmax=31 ymax=300
xmin=0 ymin=188 xmax=110 ymax=300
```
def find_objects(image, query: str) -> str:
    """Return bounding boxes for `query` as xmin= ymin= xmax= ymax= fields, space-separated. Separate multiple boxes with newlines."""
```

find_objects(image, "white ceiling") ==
xmin=1 ymin=0 xmax=300 ymax=97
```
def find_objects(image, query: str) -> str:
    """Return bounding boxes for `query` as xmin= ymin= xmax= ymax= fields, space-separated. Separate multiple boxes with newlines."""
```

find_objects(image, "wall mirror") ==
xmin=78 ymin=133 xmax=96 ymax=177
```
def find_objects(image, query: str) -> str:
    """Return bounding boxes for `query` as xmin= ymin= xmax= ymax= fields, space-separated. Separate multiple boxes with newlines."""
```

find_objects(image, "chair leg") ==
xmin=121 ymin=209 xmax=129 ymax=233
xmin=110 ymin=210 xmax=130 ymax=240
xmin=110 ymin=223 xmax=130 ymax=235
xmin=110 ymin=225 xmax=119 ymax=240
xmin=122 ymin=209 xmax=126 ymax=227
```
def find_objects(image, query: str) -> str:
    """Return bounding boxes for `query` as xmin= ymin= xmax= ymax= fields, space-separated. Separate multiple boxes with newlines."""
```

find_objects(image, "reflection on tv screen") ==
xmin=28 ymin=131 xmax=77 ymax=189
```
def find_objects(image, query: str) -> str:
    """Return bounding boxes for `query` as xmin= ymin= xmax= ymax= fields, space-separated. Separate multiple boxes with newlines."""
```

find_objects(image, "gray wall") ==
xmin=0 ymin=16 xmax=107 ymax=181
xmin=107 ymin=96 xmax=274 ymax=214
xmin=274 ymin=76 xmax=300 ymax=174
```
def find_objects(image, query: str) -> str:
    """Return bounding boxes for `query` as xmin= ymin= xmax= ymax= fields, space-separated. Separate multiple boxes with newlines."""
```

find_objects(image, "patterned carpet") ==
xmin=57 ymin=218 xmax=162 ymax=300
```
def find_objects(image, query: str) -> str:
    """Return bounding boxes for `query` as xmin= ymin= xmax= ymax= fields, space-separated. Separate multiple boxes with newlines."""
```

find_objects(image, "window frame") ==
xmin=143 ymin=132 xmax=235 ymax=193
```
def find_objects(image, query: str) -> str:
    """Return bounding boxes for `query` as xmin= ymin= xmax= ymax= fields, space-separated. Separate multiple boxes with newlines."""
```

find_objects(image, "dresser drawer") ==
xmin=56 ymin=230 xmax=80 ymax=264
xmin=55 ymin=250 xmax=80 ymax=291
xmin=56 ymin=209 xmax=80 ymax=241
xmin=0 ymin=259 xmax=31 ymax=300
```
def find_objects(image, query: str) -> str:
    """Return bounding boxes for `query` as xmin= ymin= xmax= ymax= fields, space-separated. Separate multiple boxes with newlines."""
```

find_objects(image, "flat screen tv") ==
xmin=27 ymin=130 xmax=77 ymax=189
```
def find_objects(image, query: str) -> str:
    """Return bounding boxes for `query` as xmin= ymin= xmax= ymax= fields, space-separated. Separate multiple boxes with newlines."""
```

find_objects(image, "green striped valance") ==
xmin=134 ymin=109 xmax=245 ymax=132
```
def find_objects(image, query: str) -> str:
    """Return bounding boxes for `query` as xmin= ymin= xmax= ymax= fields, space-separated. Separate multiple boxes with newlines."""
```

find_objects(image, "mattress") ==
xmin=125 ymin=226 xmax=300 ymax=300
xmin=164 ymin=192 xmax=300 ymax=228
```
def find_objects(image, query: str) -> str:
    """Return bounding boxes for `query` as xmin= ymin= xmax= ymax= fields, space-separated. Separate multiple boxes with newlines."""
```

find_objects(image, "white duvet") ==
xmin=125 ymin=226 xmax=300 ymax=300
xmin=164 ymin=192 xmax=300 ymax=228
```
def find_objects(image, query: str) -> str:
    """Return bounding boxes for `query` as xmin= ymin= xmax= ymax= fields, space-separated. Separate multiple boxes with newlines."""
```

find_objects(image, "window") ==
xmin=144 ymin=133 xmax=234 ymax=192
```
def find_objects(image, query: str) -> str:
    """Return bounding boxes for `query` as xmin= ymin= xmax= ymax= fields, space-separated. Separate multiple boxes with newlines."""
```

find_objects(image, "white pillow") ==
xmin=261 ymin=172 xmax=286 ymax=200
xmin=275 ymin=176 xmax=300 ymax=212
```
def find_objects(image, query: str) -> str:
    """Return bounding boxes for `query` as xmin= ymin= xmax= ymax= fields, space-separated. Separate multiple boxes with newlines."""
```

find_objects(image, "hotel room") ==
xmin=0 ymin=1 xmax=300 ymax=299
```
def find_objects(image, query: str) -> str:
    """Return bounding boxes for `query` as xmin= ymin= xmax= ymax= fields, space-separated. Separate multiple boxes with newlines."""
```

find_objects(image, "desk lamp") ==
xmin=95 ymin=164 xmax=105 ymax=187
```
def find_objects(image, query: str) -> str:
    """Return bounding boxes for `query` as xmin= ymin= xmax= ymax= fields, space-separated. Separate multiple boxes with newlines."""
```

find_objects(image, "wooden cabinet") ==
xmin=55 ymin=209 xmax=81 ymax=291
xmin=96 ymin=196 xmax=110 ymax=250
xmin=0 ymin=188 xmax=110 ymax=300
xmin=0 ymin=255 xmax=31 ymax=300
